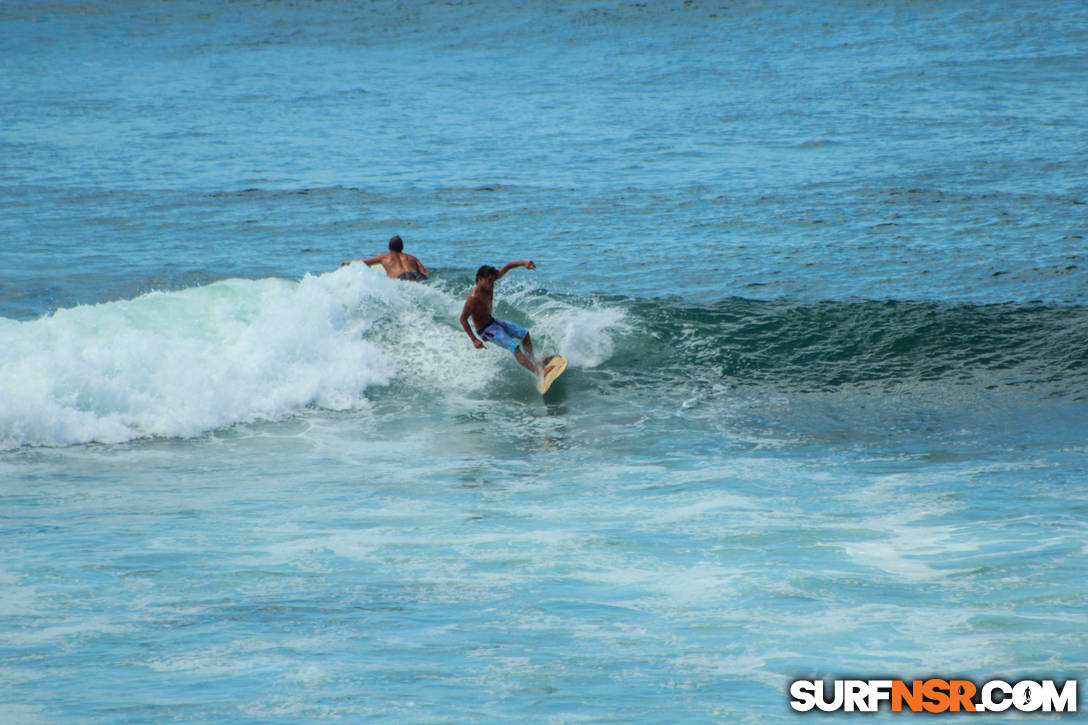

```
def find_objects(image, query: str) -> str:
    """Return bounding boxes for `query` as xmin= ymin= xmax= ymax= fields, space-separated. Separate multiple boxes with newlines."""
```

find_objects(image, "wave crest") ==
xmin=0 ymin=271 xmax=402 ymax=449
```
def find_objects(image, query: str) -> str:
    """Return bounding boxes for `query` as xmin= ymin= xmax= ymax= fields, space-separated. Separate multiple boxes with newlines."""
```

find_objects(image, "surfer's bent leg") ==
xmin=520 ymin=332 xmax=545 ymax=375
xmin=514 ymin=344 xmax=542 ymax=377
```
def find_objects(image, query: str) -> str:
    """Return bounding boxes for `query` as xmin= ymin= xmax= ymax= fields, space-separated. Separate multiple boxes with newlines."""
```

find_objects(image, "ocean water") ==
xmin=2 ymin=0 xmax=1087 ymax=722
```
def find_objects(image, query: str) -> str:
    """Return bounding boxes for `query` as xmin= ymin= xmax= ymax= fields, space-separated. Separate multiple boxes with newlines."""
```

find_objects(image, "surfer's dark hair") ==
xmin=388 ymin=235 xmax=404 ymax=252
xmin=476 ymin=265 xmax=498 ymax=281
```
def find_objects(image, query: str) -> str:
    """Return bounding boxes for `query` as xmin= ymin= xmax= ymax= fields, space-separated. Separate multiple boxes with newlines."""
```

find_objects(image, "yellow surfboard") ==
xmin=536 ymin=355 xmax=568 ymax=394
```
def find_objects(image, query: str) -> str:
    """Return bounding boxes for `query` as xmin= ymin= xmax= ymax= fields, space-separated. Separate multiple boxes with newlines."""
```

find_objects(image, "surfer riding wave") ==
xmin=459 ymin=260 xmax=563 ymax=386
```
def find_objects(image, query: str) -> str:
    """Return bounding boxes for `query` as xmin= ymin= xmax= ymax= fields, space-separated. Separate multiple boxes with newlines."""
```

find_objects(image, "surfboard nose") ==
xmin=537 ymin=355 xmax=568 ymax=394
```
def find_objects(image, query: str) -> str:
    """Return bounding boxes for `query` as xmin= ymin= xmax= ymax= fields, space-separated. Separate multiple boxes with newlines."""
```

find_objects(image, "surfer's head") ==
xmin=388 ymin=235 xmax=404 ymax=253
xmin=476 ymin=265 xmax=499 ymax=283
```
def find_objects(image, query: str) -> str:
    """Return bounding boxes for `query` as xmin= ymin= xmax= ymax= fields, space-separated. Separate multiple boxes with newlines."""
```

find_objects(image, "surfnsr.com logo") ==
xmin=789 ymin=679 xmax=1078 ymax=714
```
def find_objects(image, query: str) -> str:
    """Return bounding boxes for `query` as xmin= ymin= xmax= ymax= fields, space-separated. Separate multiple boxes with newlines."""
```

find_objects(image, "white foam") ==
xmin=0 ymin=270 xmax=384 ymax=448
xmin=537 ymin=304 xmax=629 ymax=368
xmin=499 ymin=280 xmax=630 ymax=368
xmin=1 ymin=269 xmax=630 ymax=448
xmin=839 ymin=475 xmax=990 ymax=580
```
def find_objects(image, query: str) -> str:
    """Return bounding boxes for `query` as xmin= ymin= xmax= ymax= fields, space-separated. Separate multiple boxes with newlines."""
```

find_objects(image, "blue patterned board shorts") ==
xmin=478 ymin=317 xmax=528 ymax=353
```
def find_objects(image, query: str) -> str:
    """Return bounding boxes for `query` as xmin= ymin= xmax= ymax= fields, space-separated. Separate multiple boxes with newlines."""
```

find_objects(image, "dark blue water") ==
xmin=2 ymin=1 xmax=1086 ymax=722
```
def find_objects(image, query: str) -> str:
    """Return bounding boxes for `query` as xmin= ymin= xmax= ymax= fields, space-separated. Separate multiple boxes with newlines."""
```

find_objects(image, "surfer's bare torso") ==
xmin=463 ymin=284 xmax=496 ymax=334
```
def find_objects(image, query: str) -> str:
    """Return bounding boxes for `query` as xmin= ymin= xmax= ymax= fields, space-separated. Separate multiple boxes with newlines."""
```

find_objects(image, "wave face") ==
xmin=2 ymin=267 xmax=1085 ymax=449
xmin=616 ymin=297 xmax=1088 ymax=397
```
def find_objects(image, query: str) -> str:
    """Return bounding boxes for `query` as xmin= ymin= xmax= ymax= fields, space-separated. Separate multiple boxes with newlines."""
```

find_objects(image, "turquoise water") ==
xmin=2 ymin=1 xmax=1087 ymax=722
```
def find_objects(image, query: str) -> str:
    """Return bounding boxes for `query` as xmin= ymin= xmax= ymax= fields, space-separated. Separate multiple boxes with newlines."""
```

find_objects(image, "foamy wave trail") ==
xmin=0 ymin=267 xmax=634 ymax=449
xmin=0 ymin=269 xmax=435 ymax=449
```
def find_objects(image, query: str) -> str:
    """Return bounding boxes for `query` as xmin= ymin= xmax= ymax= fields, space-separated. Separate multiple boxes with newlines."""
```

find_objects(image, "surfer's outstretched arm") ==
xmin=340 ymin=253 xmax=385 ymax=267
xmin=495 ymin=259 xmax=535 ymax=279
